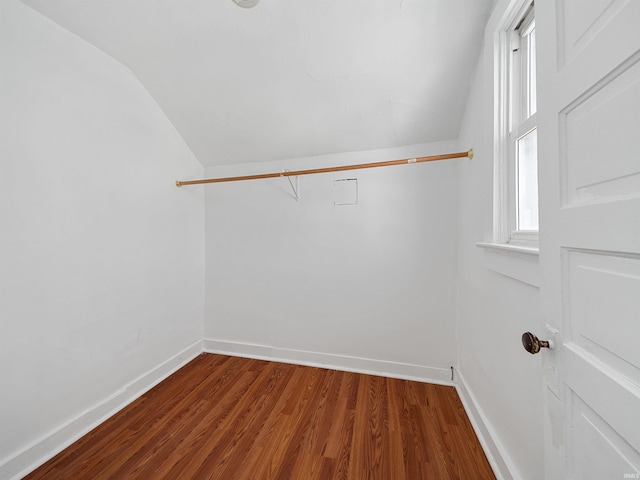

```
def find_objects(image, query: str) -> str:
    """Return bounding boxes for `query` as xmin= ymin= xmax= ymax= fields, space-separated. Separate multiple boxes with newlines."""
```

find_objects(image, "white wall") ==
xmin=204 ymin=141 xmax=461 ymax=382
xmin=0 ymin=2 xmax=205 ymax=478
xmin=454 ymin=2 xmax=545 ymax=479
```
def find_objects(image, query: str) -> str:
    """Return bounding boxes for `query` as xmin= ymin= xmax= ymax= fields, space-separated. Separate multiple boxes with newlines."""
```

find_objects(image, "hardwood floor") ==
xmin=24 ymin=354 xmax=495 ymax=479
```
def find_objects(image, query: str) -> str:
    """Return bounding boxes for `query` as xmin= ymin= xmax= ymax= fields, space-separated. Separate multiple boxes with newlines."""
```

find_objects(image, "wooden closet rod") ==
xmin=176 ymin=148 xmax=473 ymax=187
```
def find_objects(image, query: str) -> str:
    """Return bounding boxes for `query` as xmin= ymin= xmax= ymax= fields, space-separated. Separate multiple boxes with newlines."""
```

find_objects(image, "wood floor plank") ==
xmin=229 ymin=365 xmax=306 ymax=479
xmin=23 ymin=354 xmax=495 ymax=480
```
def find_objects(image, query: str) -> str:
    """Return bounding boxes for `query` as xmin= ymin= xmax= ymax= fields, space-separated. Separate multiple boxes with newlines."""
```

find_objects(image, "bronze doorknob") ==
xmin=522 ymin=332 xmax=550 ymax=354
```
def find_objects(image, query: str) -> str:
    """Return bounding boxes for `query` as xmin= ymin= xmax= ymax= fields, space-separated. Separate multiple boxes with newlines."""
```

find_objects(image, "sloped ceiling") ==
xmin=21 ymin=0 xmax=492 ymax=166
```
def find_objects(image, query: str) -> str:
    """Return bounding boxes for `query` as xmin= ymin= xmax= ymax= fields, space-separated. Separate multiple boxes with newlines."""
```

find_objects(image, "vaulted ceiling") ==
xmin=21 ymin=0 xmax=493 ymax=166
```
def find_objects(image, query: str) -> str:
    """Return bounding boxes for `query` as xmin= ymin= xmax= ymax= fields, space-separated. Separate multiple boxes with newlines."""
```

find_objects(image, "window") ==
xmin=495 ymin=1 xmax=538 ymax=247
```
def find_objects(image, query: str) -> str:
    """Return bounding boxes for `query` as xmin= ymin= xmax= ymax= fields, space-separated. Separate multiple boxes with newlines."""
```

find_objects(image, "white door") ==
xmin=537 ymin=1 xmax=640 ymax=479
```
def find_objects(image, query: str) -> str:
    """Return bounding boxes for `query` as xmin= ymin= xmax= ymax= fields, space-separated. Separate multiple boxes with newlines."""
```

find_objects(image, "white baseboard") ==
xmin=455 ymin=369 xmax=520 ymax=480
xmin=203 ymin=338 xmax=454 ymax=385
xmin=1 ymin=339 xmax=203 ymax=480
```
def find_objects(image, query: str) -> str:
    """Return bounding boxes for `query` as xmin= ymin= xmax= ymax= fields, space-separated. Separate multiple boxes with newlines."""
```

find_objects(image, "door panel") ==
xmin=557 ymin=0 xmax=632 ymax=68
xmin=565 ymin=344 xmax=640 ymax=455
xmin=565 ymin=249 xmax=640 ymax=379
xmin=556 ymin=0 xmax=640 ymax=91
xmin=560 ymin=56 xmax=640 ymax=205
xmin=567 ymin=390 xmax=640 ymax=480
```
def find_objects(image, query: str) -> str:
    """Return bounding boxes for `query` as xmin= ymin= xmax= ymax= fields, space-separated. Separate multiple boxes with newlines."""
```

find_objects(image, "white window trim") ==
xmin=493 ymin=0 xmax=539 ymax=250
xmin=476 ymin=241 xmax=540 ymax=286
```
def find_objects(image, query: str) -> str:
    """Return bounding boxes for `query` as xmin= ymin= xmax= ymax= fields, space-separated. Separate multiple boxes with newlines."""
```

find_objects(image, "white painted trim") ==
xmin=492 ymin=0 xmax=540 ymax=247
xmin=203 ymin=338 xmax=454 ymax=386
xmin=476 ymin=242 xmax=540 ymax=287
xmin=455 ymin=369 xmax=521 ymax=480
xmin=1 ymin=339 xmax=203 ymax=480
xmin=476 ymin=241 xmax=539 ymax=256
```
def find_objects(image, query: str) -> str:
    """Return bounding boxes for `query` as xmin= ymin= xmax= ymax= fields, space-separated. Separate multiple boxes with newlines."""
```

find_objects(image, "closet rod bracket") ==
xmin=282 ymin=170 xmax=299 ymax=201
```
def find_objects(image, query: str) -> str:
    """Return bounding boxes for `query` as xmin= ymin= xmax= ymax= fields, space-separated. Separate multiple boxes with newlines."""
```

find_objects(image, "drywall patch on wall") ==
xmin=333 ymin=178 xmax=358 ymax=205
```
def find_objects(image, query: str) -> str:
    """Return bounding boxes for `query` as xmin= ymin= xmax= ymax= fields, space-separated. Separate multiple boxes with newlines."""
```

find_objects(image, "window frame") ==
xmin=494 ymin=0 xmax=539 ymax=248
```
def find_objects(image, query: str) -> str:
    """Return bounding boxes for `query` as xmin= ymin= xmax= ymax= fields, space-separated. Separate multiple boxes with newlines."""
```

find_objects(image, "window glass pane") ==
xmin=528 ymin=27 xmax=536 ymax=116
xmin=517 ymin=128 xmax=538 ymax=231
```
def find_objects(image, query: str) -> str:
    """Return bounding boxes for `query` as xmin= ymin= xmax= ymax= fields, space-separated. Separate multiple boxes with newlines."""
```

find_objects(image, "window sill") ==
xmin=476 ymin=242 xmax=540 ymax=287
xmin=476 ymin=242 xmax=539 ymax=256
